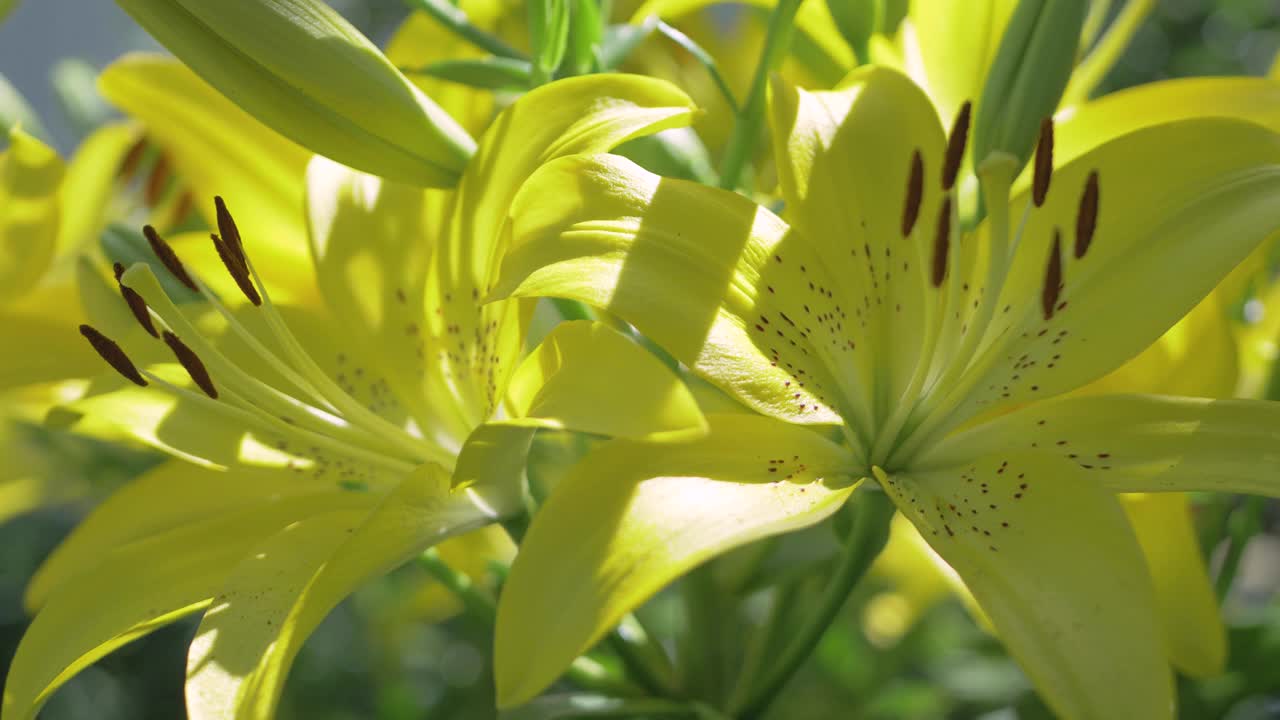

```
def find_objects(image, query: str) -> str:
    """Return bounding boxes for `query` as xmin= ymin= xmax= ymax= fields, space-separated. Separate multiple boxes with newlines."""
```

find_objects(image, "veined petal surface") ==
xmin=495 ymin=414 xmax=859 ymax=706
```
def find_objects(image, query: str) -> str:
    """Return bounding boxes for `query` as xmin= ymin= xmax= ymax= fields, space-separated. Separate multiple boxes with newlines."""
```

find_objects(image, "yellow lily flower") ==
xmin=490 ymin=66 xmax=1280 ymax=718
xmin=2 ymin=73 xmax=704 ymax=720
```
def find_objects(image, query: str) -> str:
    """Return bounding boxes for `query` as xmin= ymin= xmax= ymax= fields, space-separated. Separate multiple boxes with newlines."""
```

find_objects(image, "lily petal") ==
xmin=880 ymin=453 xmax=1172 ymax=720
xmin=1053 ymin=77 xmax=1280 ymax=172
xmin=1121 ymin=492 xmax=1226 ymax=677
xmin=926 ymin=393 xmax=1280 ymax=498
xmin=769 ymin=68 xmax=946 ymax=421
xmin=496 ymin=153 xmax=852 ymax=432
xmin=505 ymin=320 xmax=706 ymax=439
xmin=939 ymin=118 xmax=1280 ymax=431
xmin=494 ymin=414 xmax=859 ymax=707
xmin=431 ymin=74 xmax=695 ymax=426
xmin=25 ymin=461 xmax=365 ymax=609
xmin=0 ymin=127 xmax=63 ymax=303
xmin=304 ymin=156 xmax=471 ymax=452
xmin=99 ymin=55 xmax=315 ymax=303
xmin=183 ymin=464 xmax=502 ymax=720
xmin=904 ymin=0 xmax=1017 ymax=125
xmin=2 ymin=483 xmax=373 ymax=720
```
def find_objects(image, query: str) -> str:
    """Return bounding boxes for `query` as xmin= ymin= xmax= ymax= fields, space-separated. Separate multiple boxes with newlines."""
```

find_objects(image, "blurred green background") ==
xmin=2 ymin=1 xmax=1280 ymax=718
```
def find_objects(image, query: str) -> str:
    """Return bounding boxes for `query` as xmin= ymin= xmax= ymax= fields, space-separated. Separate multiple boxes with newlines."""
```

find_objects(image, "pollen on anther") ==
xmin=1032 ymin=117 xmax=1054 ymax=207
xmin=214 ymin=196 xmax=247 ymax=268
xmin=902 ymin=149 xmax=924 ymax=237
xmin=80 ymin=324 xmax=147 ymax=387
xmin=942 ymin=101 xmax=971 ymax=191
xmin=1075 ymin=171 xmax=1099 ymax=258
xmin=162 ymin=330 xmax=218 ymax=398
xmin=1042 ymin=230 xmax=1063 ymax=320
xmin=143 ymin=225 xmax=198 ymax=292
xmin=931 ymin=197 xmax=952 ymax=287
xmin=212 ymin=233 xmax=262 ymax=306
xmin=113 ymin=262 xmax=159 ymax=338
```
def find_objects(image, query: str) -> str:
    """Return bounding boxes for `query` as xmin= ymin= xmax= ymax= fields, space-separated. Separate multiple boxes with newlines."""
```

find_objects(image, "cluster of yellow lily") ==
xmin=2 ymin=0 xmax=1280 ymax=718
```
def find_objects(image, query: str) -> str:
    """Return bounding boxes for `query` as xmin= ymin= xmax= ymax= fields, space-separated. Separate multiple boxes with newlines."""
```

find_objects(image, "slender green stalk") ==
xmin=679 ymin=564 xmax=728 ymax=703
xmin=405 ymin=0 xmax=529 ymax=61
xmin=418 ymin=545 xmax=643 ymax=697
xmin=718 ymin=0 xmax=803 ymax=192
xmin=655 ymin=20 xmax=739 ymax=112
xmin=1215 ymin=496 xmax=1266 ymax=600
xmin=609 ymin=615 xmax=680 ymax=697
xmin=728 ymin=581 xmax=802 ymax=711
xmin=731 ymin=491 xmax=895 ymax=719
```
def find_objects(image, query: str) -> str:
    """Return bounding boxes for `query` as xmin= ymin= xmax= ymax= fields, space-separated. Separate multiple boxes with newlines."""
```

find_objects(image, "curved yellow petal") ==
xmin=1053 ymin=77 xmax=1280 ymax=172
xmin=944 ymin=118 xmax=1280 ymax=428
xmin=904 ymin=0 xmax=1017 ymax=125
xmin=496 ymin=153 xmax=849 ymax=429
xmin=505 ymin=320 xmax=706 ymax=439
xmin=0 ymin=128 xmax=63 ymax=304
xmin=3 ymin=487 xmax=371 ymax=720
xmin=99 ymin=55 xmax=315 ymax=303
xmin=494 ymin=414 xmax=859 ymax=707
xmin=769 ymin=67 xmax=946 ymax=415
xmin=928 ymin=394 xmax=1280 ymax=499
xmin=429 ymin=74 xmax=695 ymax=425
xmin=1121 ymin=492 xmax=1226 ymax=678
xmin=56 ymin=123 xmax=139 ymax=254
xmin=882 ymin=453 xmax=1172 ymax=720
xmin=183 ymin=464 xmax=501 ymax=720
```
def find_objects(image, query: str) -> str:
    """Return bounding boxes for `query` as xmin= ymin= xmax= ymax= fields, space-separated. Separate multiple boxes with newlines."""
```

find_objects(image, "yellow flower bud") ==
xmin=116 ymin=0 xmax=477 ymax=187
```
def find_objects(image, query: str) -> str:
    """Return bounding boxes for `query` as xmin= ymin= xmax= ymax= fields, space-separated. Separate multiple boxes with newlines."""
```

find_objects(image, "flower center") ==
xmin=867 ymin=108 xmax=1101 ymax=471
xmin=79 ymin=197 xmax=451 ymax=486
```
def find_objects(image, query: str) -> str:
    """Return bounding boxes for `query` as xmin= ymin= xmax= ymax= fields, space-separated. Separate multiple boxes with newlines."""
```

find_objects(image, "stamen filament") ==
xmin=123 ymin=264 xmax=420 ymax=462
xmin=140 ymin=369 xmax=417 ymax=476
xmin=240 ymin=250 xmax=457 ymax=468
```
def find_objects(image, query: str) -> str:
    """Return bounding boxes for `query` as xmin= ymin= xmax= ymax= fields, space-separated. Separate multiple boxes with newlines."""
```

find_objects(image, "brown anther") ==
xmin=942 ymin=101 xmax=972 ymax=191
xmin=1032 ymin=117 xmax=1054 ymax=207
xmin=172 ymin=192 xmax=196 ymax=225
xmin=118 ymin=137 xmax=148 ymax=180
xmin=143 ymin=225 xmax=198 ymax=292
xmin=1074 ymin=171 xmax=1099 ymax=259
xmin=212 ymin=233 xmax=261 ymax=306
xmin=113 ymin=262 xmax=159 ymax=338
xmin=1042 ymin=230 xmax=1064 ymax=320
xmin=902 ymin=150 xmax=924 ymax=237
xmin=214 ymin=196 xmax=247 ymax=269
xmin=931 ymin=197 xmax=952 ymax=288
xmin=79 ymin=324 xmax=147 ymax=387
xmin=162 ymin=330 xmax=218 ymax=399
xmin=145 ymin=154 xmax=171 ymax=207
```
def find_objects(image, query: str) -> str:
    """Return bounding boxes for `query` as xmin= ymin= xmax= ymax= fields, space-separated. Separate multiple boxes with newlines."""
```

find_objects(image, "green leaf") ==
xmin=403 ymin=57 xmax=532 ymax=90
xmin=528 ymin=0 xmax=572 ymax=84
xmin=494 ymin=414 xmax=859 ymax=706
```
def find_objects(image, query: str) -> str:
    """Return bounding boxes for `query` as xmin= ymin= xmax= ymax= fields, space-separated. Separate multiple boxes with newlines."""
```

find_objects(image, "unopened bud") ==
xmin=972 ymin=0 xmax=1086 ymax=175
xmin=116 ymin=0 xmax=477 ymax=187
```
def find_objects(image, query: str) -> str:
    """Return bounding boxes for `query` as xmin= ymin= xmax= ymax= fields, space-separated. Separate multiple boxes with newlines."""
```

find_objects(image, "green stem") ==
xmin=678 ymin=564 xmax=728 ymax=703
xmin=418 ymin=545 xmax=643 ymax=697
xmin=731 ymin=491 xmax=895 ymax=720
xmin=1214 ymin=496 xmax=1266 ymax=600
xmin=728 ymin=581 xmax=802 ymax=711
xmin=717 ymin=0 xmax=803 ymax=192
xmin=609 ymin=615 xmax=680 ymax=697
xmin=405 ymin=0 xmax=529 ymax=61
